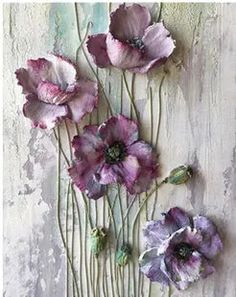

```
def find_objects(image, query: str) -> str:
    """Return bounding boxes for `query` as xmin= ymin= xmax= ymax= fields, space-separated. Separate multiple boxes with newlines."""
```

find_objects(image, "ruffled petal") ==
xmin=129 ymin=57 xmax=166 ymax=74
xmin=98 ymin=155 xmax=140 ymax=191
xmin=16 ymin=55 xmax=78 ymax=95
xmin=97 ymin=163 xmax=120 ymax=185
xmin=166 ymin=207 xmax=191 ymax=229
xmin=69 ymin=126 xmax=106 ymax=199
xmin=15 ymin=68 xmax=38 ymax=94
xmin=139 ymin=248 xmax=169 ymax=284
xmin=143 ymin=208 xmax=191 ymax=250
xmin=87 ymin=34 xmax=111 ymax=68
xmin=71 ymin=125 xmax=105 ymax=162
xmin=106 ymin=32 xmax=146 ymax=70
xmin=67 ymin=79 xmax=98 ymax=123
xmin=37 ymin=81 xmax=78 ymax=105
xmin=98 ymin=114 xmax=138 ymax=146
xmin=142 ymin=22 xmax=175 ymax=60
xmin=68 ymin=161 xmax=105 ymax=200
xmin=127 ymin=141 xmax=158 ymax=193
xmin=163 ymin=251 xmax=203 ymax=290
xmin=109 ymin=4 xmax=151 ymax=42
xmin=158 ymin=227 xmax=203 ymax=256
xmin=193 ymin=216 xmax=223 ymax=259
xmin=23 ymin=94 xmax=68 ymax=129
xmin=143 ymin=220 xmax=178 ymax=250
xmin=45 ymin=54 xmax=78 ymax=88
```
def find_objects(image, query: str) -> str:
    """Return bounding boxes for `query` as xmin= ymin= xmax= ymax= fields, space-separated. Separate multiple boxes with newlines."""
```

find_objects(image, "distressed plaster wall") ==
xmin=3 ymin=3 xmax=236 ymax=297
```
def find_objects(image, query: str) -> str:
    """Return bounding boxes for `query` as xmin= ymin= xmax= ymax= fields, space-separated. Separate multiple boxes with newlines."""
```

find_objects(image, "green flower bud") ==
xmin=166 ymin=165 xmax=192 ymax=185
xmin=90 ymin=227 xmax=107 ymax=258
xmin=116 ymin=244 xmax=132 ymax=267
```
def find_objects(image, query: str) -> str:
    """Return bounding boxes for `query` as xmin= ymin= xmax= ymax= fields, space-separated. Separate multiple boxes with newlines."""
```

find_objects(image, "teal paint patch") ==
xmin=48 ymin=3 xmax=78 ymax=59
xmin=80 ymin=3 xmax=108 ymax=34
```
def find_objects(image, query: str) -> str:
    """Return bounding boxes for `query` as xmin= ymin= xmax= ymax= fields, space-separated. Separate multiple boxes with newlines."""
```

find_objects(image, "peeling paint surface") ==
xmin=3 ymin=3 xmax=236 ymax=297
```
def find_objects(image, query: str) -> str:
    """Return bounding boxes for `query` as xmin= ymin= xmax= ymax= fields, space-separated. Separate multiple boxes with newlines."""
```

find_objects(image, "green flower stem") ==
xmin=56 ymin=126 xmax=80 ymax=297
xmin=116 ymin=195 xmax=136 ymax=250
xmin=155 ymin=75 xmax=165 ymax=149
xmin=122 ymin=71 xmax=139 ymax=123
xmin=126 ymin=191 xmax=131 ymax=296
xmin=65 ymin=182 xmax=70 ymax=297
xmin=131 ymin=180 xmax=166 ymax=232
xmin=53 ymin=128 xmax=70 ymax=166
xmin=157 ymin=2 xmax=163 ymax=22
xmin=74 ymin=3 xmax=113 ymax=115
xmin=76 ymin=21 xmax=93 ymax=64
xmin=71 ymin=186 xmax=75 ymax=297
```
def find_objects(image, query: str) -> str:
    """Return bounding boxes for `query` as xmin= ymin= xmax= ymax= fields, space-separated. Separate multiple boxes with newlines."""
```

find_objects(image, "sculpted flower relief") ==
xmin=139 ymin=207 xmax=223 ymax=290
xmin=15 ymin=54 xmax=98 ymax=129
xmin=87 ymin=3 xmax=175 ymax=73
xmin=68 ymin=114 xmax=159 ymax=199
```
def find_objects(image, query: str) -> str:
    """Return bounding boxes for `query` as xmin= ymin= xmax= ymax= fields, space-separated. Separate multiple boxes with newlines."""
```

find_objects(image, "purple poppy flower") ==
xmin=87 ymin=4 xmax=175 ymax=74
xmin=68 ymin=114 xmax=159 ymax=200
xmin=15 ymin=54 xmax=98 ymax=129
xmin=139 ymin=207 xmax=223 ymax=290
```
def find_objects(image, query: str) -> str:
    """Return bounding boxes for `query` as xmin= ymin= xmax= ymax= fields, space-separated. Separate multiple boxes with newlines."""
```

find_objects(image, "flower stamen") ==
xmin=127 ymin=37 xmax=145 ymax=51
xmin=174 ymin=243 xmax=193 ymax=261
xmin=105 ymin=142 xmax=126 ymax=164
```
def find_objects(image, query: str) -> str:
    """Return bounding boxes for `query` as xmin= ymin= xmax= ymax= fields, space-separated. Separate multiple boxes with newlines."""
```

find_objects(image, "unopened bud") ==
xmin=116 ymin=244 xmax=132 ymax=266
xmin=90 ymin=227 xmax=107 ymax=258
xmin=166 ymin=165 xmax=192 ymax=185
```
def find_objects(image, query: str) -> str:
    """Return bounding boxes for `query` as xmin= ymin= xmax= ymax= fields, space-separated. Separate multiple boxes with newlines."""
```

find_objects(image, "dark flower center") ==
xmin=127 ymin=37 xmax=145 ymax=51
xmin=174 ymin=243 xmax=194 ymax=261
xmin=105 ymin=142 xmax=126 ymax=164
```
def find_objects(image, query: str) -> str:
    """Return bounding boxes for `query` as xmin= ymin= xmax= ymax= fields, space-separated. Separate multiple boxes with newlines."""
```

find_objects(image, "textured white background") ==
xmin=3 ymin=3 xmax=236 ymax=297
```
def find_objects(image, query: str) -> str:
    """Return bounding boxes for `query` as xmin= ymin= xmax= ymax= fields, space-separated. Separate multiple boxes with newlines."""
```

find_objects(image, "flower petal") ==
xmin=129 ymin=57 xmax=166 ymax=74
xmin=15 ymin=68 xmax=38 ymax=94
xmin=166 ymin=207 xmax=191 ymax=229
xmin=45 ymin=54 xmax=78 ymax=88
xmin=16 ymin=55 xmax=78 ymax=95
xmin=23 ymin=94 xmax=68 ymax=129
xmin=142 ymin=22 xmax=175 ymax=60
xmin=87 ymin=34 xmax=111 ymax=68
xmin=143 ymin=220 xmax=178 ymax=250
xmin=139 ymin=248 xmax=169 ymax=284
xmin=106 ymin=32 xmax=146 ymax=70
xmin=163 ymin=251 xmax=203 ymax=290
xmin=67 ymin=79 xmax=98 ymax=123
xmin=98 ymin=155 xmax=140 ymax=191
xmin=98 ymin=114 xmax=138 ymax=146
xmin=68 ymin=161 xmax=105 ymax=200
xmin=143 ymin=209 xmax=191 ymax=250
xmin=109 ymin=4 xmax=151 ymax=42
xmin=71 ymin=125 xmax=105 ymax=162
xmin=69 ymin=126 xmax=106 ymax=199
xmin=193 ymin=215 xmax=223 ymax=259
xmin=37 ymin=81 xmax=78 ymax=105
xmin=127 ymin=141 xmax=158 ymax=193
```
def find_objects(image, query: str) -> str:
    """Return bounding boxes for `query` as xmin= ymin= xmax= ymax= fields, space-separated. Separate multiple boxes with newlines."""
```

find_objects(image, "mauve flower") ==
xmin=68 ymin=114 xmax=158 ymax=199
xmin=87 ymin=3 xmax=175 ymax=74
xmin=15 ymin=54 xmax=98 ymax=129
xmin=139 ymin=207 xmax=223 ymax=290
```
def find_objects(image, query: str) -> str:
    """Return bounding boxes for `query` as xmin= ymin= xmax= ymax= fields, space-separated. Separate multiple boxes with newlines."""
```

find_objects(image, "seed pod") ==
xmin=167 ymin=165 xmax=192 ymax=185
xmin=90 ymin=227 xmax=107 ymax=258
xmin=116 ymin=244 xmax=132 ymax=266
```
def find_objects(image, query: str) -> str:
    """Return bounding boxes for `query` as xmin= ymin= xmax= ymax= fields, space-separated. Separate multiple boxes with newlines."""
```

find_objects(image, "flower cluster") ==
xmin=15 ymin=3 xmax=224 ymax=292
xmin=87 ymin=4 xmax=175 ymax=73
xmin=68 ymin=114 xmax=158 ymax=199
xmin=139 ymin=207 xmax=223 ymax=290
